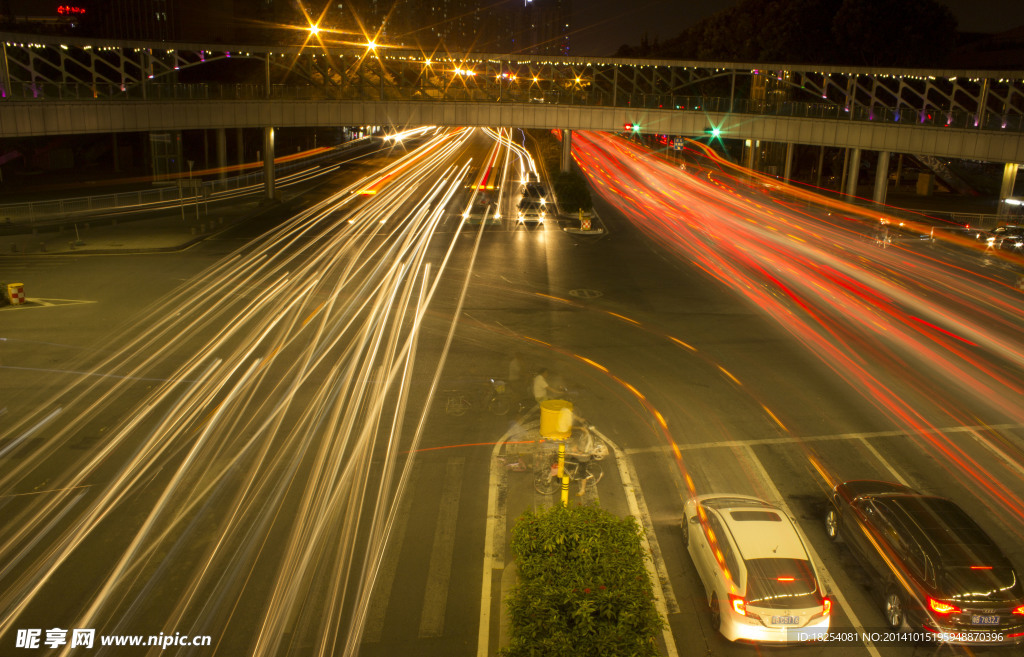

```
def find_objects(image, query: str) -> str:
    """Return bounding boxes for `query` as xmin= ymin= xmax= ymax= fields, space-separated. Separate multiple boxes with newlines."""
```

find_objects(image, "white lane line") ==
xmin=965 ymin=428 xmax=1024 ymax=481
xmin=597 ymin=428 xmax=680 ymax=657
xmin=0 ymin=407 xmax=62 ymax=459
xmin=478 ymin=422 xmax=528 ymax=657
xmin=739 ymin=445 xmax=883 ymax=657
xmin=362 ymin=469 xmax=422 ymax=643
xmin=419 ymin=457 xmax=466 ymax=638
xmin=856 ymin=438 xmax=914 ymax=488
xmin=623 ymin=422 xmax=1024 ymax=454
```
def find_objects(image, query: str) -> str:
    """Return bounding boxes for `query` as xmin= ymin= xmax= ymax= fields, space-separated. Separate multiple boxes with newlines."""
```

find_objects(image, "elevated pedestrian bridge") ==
xmin=2 ymin=31 xmax=1023 ymax=162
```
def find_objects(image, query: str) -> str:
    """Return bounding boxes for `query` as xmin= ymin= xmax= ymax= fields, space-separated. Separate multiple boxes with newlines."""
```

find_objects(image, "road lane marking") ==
xmin=623 ymin=423 xmax=1024 ymax=454
xmin=0 ymin=297 xmax=97 ymax=310
xmin=362 ymin=469 xmax=422 ymax=643
xmin=596 ymin=428 xmax=680 ymax=657
xmin=856 ymin=437 xmax=914 ymax=487
xmin=419 ymin=457 xmax=465 ymax=638
xmin=739 ymin=444 xmax=882 ymax=657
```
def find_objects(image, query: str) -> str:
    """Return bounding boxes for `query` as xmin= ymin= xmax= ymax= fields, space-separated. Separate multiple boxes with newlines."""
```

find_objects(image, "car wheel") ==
xmin=709 ymin=592 xmax=721 ymax=631
xmin=884 ymin=590 xmax=905 ymax=629
xmin=681 ymin=515 xmax=689 ymax=546
xmin=825 ymin=508 xmax=841 ymax=542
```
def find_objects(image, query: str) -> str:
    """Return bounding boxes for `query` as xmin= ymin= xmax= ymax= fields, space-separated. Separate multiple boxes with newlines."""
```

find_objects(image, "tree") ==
xmin=832 ymin=0 xmax=958 ymax=67
xmin=625 ymin=0 xmax=959 ymax=67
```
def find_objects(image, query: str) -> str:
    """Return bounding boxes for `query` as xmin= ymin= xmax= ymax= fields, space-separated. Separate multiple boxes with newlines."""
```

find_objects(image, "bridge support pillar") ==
xmin=560 ymin=129 xmax=572 ymax=173
xmin=873 ymin=151 xmax=890 ymax=205
xmin=846 ymin=148 xmax=861 ymax=197
xmin=783 ymin=142 xmax=794 ymax=182
xmin=816 ymin=146 xmax=825 ymax=187
xmin=216 ymin=128 xmax=228 ymax=180
xmin=237 ymin=128 xmax=245 ymax=167
xmin=744 ymin=140 xmax=754 ymax=170
xmin=999 ymin=162 xmax=1019 ymax=216
xmin=263 ymin=127 xmax=276 ymax=201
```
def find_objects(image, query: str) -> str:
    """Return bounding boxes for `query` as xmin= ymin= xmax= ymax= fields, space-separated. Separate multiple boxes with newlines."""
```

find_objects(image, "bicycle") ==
xmin=444 ymin=390 xmax=473 ymax=416
xmin=534 ymin=456 xmax=604 ymax=495
xmin=486 ymin=378 xmax=512 ymax=415
xmin=496 ymin=453 xmax=530 ymax=472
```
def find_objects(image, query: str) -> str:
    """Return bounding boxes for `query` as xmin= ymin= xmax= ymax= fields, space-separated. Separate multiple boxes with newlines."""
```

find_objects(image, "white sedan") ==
xmin=683 ymin=495 xmax=832 ymax=643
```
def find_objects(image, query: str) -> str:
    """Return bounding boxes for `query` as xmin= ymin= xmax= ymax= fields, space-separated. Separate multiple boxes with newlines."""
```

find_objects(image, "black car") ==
xmin=825 ymin=480 xmax=1024 ymax=644
xmin=979 ymin=225 xmax=1024 ymax=250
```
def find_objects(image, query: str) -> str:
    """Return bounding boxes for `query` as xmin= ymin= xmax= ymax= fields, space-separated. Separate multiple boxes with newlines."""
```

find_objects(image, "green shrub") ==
xmin=552 ymin=172 xmax=593 ymax=213
xmin=500 ymin=504 xmax=664 ymax=657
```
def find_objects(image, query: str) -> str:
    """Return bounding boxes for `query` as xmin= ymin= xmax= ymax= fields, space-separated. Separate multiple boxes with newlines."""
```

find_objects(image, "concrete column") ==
xmin=236 ymin=128 xmax=244 ymax=166
xmin=999 ymin=162 xmax=1019 ymax=216
xmin=744 ymin=140 xmax=754 ymax=169
xmin=816 ymin=146 xmax=825 ymax=187
xmin=782 ymin=142 xmax=794 ymax=182
xmin=846 ymin=148 xmax=861 ymax=197
xmin=560 ymin=129 xmax=572 ymax=173
xmin=216 ymin=128 xmax=228 ymax=180
xmin=263 ymin=127 xmax=275 ymax=200
xmin=873 ymin=151 xmax=891 ymax=204
xmin=839 ymin=148 xmax=849 ymax=192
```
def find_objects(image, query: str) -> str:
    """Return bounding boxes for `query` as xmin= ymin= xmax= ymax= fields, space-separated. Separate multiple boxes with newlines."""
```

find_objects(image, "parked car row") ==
xmin=683 ymin=482 xmax=1024 ymax=646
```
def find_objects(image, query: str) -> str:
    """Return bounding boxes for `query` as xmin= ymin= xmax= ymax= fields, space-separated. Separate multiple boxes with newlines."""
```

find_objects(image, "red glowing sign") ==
xmin=57 ymin=5 xmax=87 ymax=15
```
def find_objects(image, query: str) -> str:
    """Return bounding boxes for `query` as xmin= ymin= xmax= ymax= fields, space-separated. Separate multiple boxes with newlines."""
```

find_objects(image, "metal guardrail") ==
xmin=0 ymin=137 xmax=376 ymax=227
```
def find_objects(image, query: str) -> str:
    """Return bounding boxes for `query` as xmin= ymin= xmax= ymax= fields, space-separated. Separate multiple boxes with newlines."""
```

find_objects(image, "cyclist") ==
xmin=565 ymin=426 xmax=597 ymax=496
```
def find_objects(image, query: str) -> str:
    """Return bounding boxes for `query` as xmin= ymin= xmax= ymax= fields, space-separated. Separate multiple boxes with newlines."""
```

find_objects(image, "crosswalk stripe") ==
xmin=361 ymin=469 xmax=423 ymax=643
xmin=418 ymin=457 xmax=465 ymax=638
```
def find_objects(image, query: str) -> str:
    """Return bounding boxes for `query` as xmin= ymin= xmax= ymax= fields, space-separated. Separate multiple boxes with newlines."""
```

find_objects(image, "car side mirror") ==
xmin=689 ymin=515 xmax=700 ymax=525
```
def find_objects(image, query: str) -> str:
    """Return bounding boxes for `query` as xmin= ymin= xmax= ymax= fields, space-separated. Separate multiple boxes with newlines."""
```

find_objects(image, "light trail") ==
xmin=572 ymin=130 xmax=1024 ymax=537
xmin=0 ymin=127 xmax=512 ymax=654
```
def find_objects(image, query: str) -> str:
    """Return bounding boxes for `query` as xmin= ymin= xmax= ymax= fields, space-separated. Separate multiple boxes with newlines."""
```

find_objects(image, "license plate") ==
xmin=771 ymin=616 xmax=800 ymax=625
xmin=971 ymin=615 xmax=1000 ymax=625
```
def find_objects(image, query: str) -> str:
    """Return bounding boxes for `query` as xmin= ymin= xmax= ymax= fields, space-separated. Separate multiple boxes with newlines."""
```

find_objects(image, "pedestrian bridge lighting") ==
xmin=308 ymin=24 xmax=319 ymax=37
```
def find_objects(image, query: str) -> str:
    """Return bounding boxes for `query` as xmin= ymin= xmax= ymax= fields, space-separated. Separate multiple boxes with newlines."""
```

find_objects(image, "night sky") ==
xmin=6 ymin=1 xmax=1024 ymax=57
xmin=569 ymin=0 xmax=1024 ymax=55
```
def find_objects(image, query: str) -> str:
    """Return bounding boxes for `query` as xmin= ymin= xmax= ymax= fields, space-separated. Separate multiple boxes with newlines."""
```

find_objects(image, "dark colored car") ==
xmin=825 ymin=480 xmax=1024 ymax=644
xmin=979 ymin=225 xmax=1024 ymax=250
xmin=519 ymin=181 xmax=547 ymax=202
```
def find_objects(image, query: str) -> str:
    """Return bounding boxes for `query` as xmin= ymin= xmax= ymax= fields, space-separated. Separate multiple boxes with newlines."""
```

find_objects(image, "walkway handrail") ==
xmin=0 ymin=137 xmax=375 ymax=227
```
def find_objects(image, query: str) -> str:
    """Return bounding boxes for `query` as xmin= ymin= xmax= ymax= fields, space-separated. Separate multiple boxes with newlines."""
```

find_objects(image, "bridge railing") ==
xmin=3 ymin=81 xmax=1021 ymax=133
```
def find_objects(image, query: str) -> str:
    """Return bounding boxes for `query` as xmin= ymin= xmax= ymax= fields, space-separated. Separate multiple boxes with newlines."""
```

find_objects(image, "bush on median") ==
xmin=500 ymin=503 xmax=664 ymax=657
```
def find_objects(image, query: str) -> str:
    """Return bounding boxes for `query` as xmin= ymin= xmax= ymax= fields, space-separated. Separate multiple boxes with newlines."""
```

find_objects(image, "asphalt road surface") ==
xmin=2 ymin=128 xmax=1024 ymax=657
